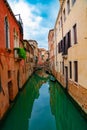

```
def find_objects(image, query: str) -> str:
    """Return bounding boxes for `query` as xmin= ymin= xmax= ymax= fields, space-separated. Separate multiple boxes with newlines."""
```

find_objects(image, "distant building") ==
xmin=38 ymin=48 xmax=48 ymax=66
xmin=28 ymin=40 xmax=38 ymax=65
xmin=23 ymin=40 xmax=35 ymax=77
xmin=53 ymin=0 xmax=87 ymax=113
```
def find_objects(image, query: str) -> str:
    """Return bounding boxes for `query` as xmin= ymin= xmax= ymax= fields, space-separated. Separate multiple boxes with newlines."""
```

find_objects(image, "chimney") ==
xmin=59 ymin=0 xmax=63 ymax=6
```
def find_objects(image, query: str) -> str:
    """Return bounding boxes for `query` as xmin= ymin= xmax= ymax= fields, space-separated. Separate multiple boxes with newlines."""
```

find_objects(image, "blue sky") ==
xmin=7 ymin=0 xmax=59 ymax=49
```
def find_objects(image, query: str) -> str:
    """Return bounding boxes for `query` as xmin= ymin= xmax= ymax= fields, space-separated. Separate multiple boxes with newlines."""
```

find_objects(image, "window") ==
xmin=14 ymin=28 xmax=19 ymax=58
xmin=57 ymin=44 xmax=59 ymax=52
xmin=62 ymin=36 xmax=67 ymax=55
xmin=14 ymin=28 xmax=19 ymax=47
xmin=59 ymin=21 xmax=60 ymax=31
xmin=62 ymin=62 xmax=64 ymax=74
xmin=74 ymin=61 xmax=78 ymax=82
xmin=58 ymin=40 xmax=62 ymax=53
xmin=60 ymin=40 xmax=63 ymax=52
xmin=72 ymin=0 xmax=76 ymax=5
xmin=60 ymin=62 xmax=61 ymax=72
xmin=73 ymin=24 xmax=77 ymax=44
xmin=69 ymin=61 xmax=72 ymax=78
xmin=67 ymin=31 xmax=71 ymax=48
xmin=60 ymin=17 xmax=62 ymax=27
xmin=5 ymin=17 xmax=10 ymax=48
xmin=58 ymin=42 xmax=60 ymax=53
xmin=67 ymin=0 xmax=70 ymax=14
xmin=8 ymin=70 xmax=11 ymax=79
xmin=63 ymin=9 xmax=66 ymax=22
xmin=57 ymin=62 xmax=59 ymax=71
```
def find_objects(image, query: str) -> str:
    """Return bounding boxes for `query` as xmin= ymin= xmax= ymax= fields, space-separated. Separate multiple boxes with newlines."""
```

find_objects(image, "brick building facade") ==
xmin=0 ymin=0 xmax=35 ymax=119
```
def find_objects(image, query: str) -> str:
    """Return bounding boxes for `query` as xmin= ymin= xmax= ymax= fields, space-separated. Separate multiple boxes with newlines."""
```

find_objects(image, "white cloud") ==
xmin=7 ymin=0 xmax=59 ymax=49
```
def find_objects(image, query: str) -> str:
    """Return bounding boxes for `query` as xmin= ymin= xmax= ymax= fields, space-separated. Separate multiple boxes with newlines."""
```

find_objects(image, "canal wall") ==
xmin=52 ymin=69 xmax=87 ymax=115
xmin=0 ymin=52 xmax=34 ymax=120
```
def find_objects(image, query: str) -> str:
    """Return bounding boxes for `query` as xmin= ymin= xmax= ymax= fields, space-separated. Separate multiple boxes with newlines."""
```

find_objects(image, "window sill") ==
xmin=14 ymin=58 xmax=22 ymax=62
xmin=69 ymin=79 xmax=79 ymax=87
xmin=74 ymin=42 xmax=78 ymax=44
xmin=73 ymin=81 xmax=79 ymax=87
xmin=5 ymin=48 xmax=12 ymax=53
xmin=62 ymin=54 xmax=68 ymax=59
xmin=69 ymin=78 xmax=72 ymax=81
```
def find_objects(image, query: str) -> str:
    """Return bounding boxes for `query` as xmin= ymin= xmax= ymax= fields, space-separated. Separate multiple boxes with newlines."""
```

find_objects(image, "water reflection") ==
xmin=1 ymin=71 xmax=87 ymax=130
xmin=0 ymin=73 xmax=47 ymax=130
xmin=29 ymin=82 xmax=56 ymax=130
xmin=49 ymin=80 xmax=87 ymax=130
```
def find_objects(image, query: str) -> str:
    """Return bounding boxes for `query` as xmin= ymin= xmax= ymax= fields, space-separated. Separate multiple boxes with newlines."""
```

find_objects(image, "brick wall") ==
xmin=68 ymin=80 xmax=87 ymax=114
xmin=53 ymin=70 xmax=87 ymax=114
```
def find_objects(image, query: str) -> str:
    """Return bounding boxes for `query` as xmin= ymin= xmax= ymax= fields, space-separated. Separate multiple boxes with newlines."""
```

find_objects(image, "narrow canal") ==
xmin=0 ymin=71 xmax=87 ymax=130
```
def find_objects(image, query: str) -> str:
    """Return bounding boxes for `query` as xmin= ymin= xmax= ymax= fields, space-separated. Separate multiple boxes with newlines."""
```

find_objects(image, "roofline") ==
xmin=23 ymin=39 xmax=34 ymax=47
xmin=48 ymin=29 xmax=54 ymax=39
xmin=28 ymin=39 xmax=38 ymax=44
xmin=49 ymin=29 xmax=54 ymax=32
xmin=54 ymin=0 xmax=65 ymax=28
xmin=4 ymin=0 xmax=21 ymax=27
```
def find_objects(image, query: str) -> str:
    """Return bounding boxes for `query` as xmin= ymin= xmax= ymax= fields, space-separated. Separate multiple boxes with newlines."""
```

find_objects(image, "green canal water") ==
xmin=0 ymin=72 xmax=87 ymax=130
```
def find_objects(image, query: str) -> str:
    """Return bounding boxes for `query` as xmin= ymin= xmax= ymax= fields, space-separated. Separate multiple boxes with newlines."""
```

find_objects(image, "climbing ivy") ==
xmin=14 ymin=47 xmax=26 ymax=59
xmin=18 ymin=48 xmax=26 ymax=59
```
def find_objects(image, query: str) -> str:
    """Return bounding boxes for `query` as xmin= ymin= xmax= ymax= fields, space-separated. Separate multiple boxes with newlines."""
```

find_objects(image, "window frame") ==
xmin=63 ymin=8 xmax=66 ymax=22
xmin=67 ymin=31 xmax=71 ymax=48
xmin=14 ymin=28 xmax=19 ymax=48
xmin=60 ymin=16 xmax=62 ymax=28
xmin=67 ymin=0 xmax=70 ymax=14
xmin=62 ymin=61 xmax=64 ymax=75
xmin=74 ymin=61 xmax=78 ymax=82
xmin=72 ymin=0 xmax=76 ymax=6
xmin=73 ymin=24 xmax=77 ymax=44
xmin=69 ymin=61 xmax=72 ymax=79
xmin=5 ymin=16 xmax=10 ymax=48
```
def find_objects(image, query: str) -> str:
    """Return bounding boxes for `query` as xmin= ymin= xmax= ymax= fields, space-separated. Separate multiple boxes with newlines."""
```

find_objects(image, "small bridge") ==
xmin=34 ymin=62 xmax=50 ymax=73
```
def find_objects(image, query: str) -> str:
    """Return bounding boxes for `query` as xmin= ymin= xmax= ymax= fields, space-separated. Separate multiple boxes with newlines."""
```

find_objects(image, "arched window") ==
xmin=5 ymin=16 xmax=10 ymax=48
